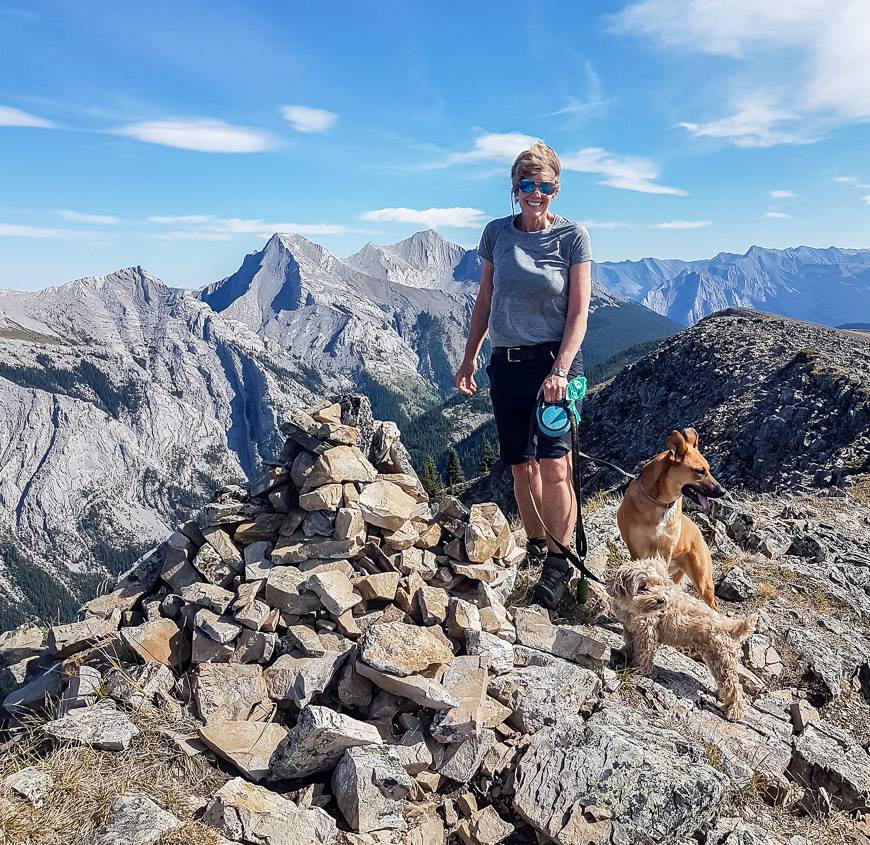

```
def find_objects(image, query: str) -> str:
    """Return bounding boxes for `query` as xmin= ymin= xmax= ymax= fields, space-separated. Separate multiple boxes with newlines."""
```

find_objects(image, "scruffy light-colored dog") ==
xmin=609 ymin=556 xmax=757 ymax=721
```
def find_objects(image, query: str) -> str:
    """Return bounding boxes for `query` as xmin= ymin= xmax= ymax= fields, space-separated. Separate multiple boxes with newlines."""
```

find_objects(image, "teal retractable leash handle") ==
xmin=529 ymin=376 xmax=599 ymax=602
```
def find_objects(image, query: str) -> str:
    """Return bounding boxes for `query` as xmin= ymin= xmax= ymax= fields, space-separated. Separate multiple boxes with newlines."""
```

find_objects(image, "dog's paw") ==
xmin=723 ymin=701 xmax=745 ymax=722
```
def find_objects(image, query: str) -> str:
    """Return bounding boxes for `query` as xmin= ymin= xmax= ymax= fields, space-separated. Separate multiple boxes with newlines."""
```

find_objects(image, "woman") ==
xmin=455 ymin=140 xmax=592 ymax=609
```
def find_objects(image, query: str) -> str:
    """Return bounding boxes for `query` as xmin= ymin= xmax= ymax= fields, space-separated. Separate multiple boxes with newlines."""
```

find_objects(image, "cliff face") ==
xmin=0 ymin=267 xmax=315 ymax=627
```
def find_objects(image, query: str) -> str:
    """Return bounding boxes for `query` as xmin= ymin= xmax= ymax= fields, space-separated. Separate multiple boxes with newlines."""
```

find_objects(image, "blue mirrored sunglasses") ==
xmin=517 ymin=178 xmax=557 ymax=195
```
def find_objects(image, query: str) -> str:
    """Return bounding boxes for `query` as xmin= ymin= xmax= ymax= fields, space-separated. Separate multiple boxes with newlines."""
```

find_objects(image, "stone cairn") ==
xmin=2 ymin=395 xmax=614 ymax=844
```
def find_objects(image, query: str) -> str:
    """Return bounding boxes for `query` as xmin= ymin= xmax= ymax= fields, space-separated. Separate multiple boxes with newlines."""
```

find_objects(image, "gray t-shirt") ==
xmin=478 ymin=214 xmax=591 ymax=347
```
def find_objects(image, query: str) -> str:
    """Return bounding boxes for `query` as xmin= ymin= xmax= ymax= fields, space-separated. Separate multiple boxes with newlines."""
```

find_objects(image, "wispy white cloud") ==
xmin=57 ymin=209 xmax=120 ymax=225
xmin=769 ymin=190 xmax=797 ymax=198
xmin=0 ymin=105 xmax=55 ymax=128
xmin=147 ymin=215 xmax=354 ymax=238
xmin=612 ymin=0 xmax=870 ymax=146
xmin=764 ymin=211 xmax=791 ymax=219
xmin=204 ymin=218 xmax=350 ymax=236
xmin=862 ymin=195 xmax=870 ymax=206
xmin=833 ymin=175 xmax=860 ymax=184
xmin=360 ymin=207 xmax=487 ymax=228
xmin=147 ymin=215 xmax=213 ymax=224
xmin=546 ymin=61 xmax=613 ymax=117
xmin=679 ymin=98 xmax=813 ymax=148
xmin=425 ymin=132 xmax=686 ymax=195
xmin=279 ymin=105 xmax=338 ymax=133
xmin=546 ymin=97 xmax=611 ymax=118
xmin=608 ymin=0 xmax=827 ymax=58
xmin=150 ymin=231 xmax=234 ymax=242
xmin=0 ymin=223 xmax=98 ymax=239
xmin=562 ymin=148 xmax=686 ymax=195
xmin=113 ymin=118 xmax=274 ymax=153
xmin=578 ymin=220 xmax=631 ymax=230
xmin=432 ymin=132 xmax=538 ymax=168
xmin=653 ymin=220 xmax=711 ymax=230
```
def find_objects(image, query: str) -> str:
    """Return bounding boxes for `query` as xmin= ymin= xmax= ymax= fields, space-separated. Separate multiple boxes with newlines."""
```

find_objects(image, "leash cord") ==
xmin=573 ymin=450 xmax=637 ymax=480
xmin=523 ymin=404 xmax=602 ymax=584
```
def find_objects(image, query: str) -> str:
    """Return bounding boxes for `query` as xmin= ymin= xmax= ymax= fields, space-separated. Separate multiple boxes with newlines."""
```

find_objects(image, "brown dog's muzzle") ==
xmin=682 ymin=478 xmax=725 ymax=511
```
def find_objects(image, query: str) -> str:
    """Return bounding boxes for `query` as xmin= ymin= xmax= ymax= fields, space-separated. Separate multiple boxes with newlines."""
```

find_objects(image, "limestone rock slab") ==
xmin=513 ymin=706 xmax=728 ymax=845
xmin=121 ymin=618 xmax=189 ymax=668
xmin=359 ymin=621 xmax=453 ymax=677
xmin=358 ymin=481 xmax=418 ymax=531
xmin=332 ymin=745 xmax=412 ymax=834
xmin=192 ymin=664 xmax=268 ymax=723
xmin=199 ymin=720 xmax=288 ymax=782
xmin=203 ymin=776 xmax=337 ymax=845
xmin=488 ymin=658 xmax=601 ymax=732
xmin=43 ymin=701 xmax=139 ymax=751
xmin=269 ymin=705 xmax=382 ymax=780
xmin=96 ymin=793 xmax=181 ymax=845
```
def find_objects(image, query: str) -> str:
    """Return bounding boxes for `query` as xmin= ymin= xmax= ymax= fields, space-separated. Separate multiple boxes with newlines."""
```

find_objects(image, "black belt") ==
xmin=491 ymin=342 xmax=560 ymax=363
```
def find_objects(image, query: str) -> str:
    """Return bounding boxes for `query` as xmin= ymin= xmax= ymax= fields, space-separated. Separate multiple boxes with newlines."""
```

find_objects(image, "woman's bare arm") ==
xmin=554 ymin=260 xmax=591 ymax=373
xmin=456 ymin=260 xmax=494 ymax=395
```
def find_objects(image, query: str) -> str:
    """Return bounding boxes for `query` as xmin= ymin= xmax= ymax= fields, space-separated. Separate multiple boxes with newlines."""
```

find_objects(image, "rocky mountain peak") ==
xmin=391 ymin=228 xmax=463 ymax=268
xmin=346 ymin=229 xmax=479 ymax=289
xmin=263 ymin=232 xmax=344 ymax=271
xmin=581 ymin=308 xmax=870 ymax=492
xmin=48 ymin=265 xmax=168 ymax=300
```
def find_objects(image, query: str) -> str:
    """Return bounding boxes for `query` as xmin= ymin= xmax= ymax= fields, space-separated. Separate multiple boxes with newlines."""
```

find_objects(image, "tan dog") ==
xmin=609 ymin=556 xmax=757 ymax=721
xmin=617 ymin=427 xmax=724 ymax=608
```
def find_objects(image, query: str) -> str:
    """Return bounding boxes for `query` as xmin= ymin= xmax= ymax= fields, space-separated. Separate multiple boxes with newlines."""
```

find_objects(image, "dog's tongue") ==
xmin=698 ymin=493 xmax=710 ymax=512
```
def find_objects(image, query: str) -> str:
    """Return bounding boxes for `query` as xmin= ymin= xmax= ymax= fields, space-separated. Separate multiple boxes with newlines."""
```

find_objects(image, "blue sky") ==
xmin=1 ymin=0 xmax=869 ymax=290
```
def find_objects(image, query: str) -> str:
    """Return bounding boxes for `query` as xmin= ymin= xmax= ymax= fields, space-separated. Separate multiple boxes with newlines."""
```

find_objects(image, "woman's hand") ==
xmin=540 ymin=373 xmax=568 ymax=402
xmin=456 ymin=358 xmax=478 ymax=396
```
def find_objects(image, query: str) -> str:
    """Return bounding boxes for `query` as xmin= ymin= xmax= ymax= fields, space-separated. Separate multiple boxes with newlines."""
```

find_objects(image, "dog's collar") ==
xmin=638 ymin=479 xmax=679 ymax=509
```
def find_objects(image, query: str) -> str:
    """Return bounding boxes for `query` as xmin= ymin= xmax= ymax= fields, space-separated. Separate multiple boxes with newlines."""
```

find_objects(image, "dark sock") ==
xmin=542 ymin=552 xmax=570 ymax=577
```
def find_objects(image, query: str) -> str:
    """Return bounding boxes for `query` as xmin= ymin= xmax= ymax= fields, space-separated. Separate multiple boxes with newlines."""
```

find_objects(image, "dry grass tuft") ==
xmin=728 ymin=770 xmax=767 ymax=809
xmin=0 ymin=705 xmax=228 ymax=845
xmin=583 ymin=490 xmax=615 ymax=515
xmin=756 ymin=581 xmax=780 ymax=601
xmin=788 ymin=586 xmax=833 ymax=617
xmin=704 ymin=741 xmax=725 ymax=772
xmin=847 ymin=475 xmax=870 ymax=505
xmin=507 ymin=562 xmax=541 ymax=608
xmin=614 ymin=668 xmax=644 ymax=708
xmin=156 ymin=821 xmax=225 ymax=845
xmin=603 ymin=538 xmax=628 ymax=576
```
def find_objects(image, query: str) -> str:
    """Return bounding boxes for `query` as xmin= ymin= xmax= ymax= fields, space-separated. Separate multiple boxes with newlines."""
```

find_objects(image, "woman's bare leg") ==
xmin=511 ymin=460 xmax=545 ymax=540
xmin=538 ymin=454 xmax=576 ymax=549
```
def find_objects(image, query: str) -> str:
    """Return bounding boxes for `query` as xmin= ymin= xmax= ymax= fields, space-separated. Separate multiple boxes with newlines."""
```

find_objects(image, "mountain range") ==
xmin=0 ymin=230 xmax=677 ymax=628
xmin=593 ymin=245 xmax=870 ymax=326
xmin=2 ymin=228 xmax=868 ymax=628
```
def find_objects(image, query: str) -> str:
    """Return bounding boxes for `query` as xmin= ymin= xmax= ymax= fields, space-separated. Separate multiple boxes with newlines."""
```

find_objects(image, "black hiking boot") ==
xmin=524 ymin=537 xmax=548 ymax=570
xmin=531 ymin=553 xmax=571 ymax=610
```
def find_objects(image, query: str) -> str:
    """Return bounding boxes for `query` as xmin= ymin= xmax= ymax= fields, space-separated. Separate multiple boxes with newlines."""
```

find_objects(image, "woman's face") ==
xmin=515 ymin=167 xmax=559 ymax=219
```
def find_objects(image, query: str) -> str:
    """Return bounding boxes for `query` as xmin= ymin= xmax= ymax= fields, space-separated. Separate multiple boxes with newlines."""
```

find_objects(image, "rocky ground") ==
xmin=1 ymin=396 xmax=868 ymax=845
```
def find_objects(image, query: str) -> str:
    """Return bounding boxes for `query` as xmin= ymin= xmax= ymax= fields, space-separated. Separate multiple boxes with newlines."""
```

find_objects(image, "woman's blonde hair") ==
xmin=511 ymin=140 xmax=561 ymax=189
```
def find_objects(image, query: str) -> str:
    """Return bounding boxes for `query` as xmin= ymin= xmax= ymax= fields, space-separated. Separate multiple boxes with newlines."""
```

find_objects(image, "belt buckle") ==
xmin=506 ymin=347 xmax=520 ymax=363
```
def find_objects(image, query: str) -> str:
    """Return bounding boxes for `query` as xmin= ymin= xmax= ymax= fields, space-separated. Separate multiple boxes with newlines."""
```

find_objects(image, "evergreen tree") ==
xmin=445 ymin=448 xmax=465 ymax=488
xmin=420 ymin=454 xmax=443 ymax=498
xmin=479 ymin=441 xmax=496 ymax=475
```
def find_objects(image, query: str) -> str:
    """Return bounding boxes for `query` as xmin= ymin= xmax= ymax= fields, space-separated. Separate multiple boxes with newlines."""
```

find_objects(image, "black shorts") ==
xmin=487 ymin=343 xmax=584 ymax=466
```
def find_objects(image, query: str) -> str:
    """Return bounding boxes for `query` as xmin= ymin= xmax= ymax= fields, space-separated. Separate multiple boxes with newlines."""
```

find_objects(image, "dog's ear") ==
xmin=666 ymin=429 xmax=688 ymax=461
xmin=682 ymin=427 xmax=699 ymax=448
